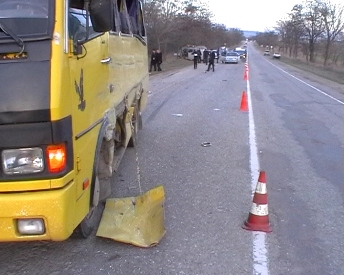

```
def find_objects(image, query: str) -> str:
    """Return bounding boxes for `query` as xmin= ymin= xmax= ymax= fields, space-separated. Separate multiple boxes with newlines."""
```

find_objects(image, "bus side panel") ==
xmin=108 ymin=34 xmax=149 ymax=112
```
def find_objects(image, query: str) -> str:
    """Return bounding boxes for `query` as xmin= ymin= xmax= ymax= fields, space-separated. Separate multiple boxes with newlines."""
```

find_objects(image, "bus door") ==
xmin=68 ymin=6 xmax=110 ymax=201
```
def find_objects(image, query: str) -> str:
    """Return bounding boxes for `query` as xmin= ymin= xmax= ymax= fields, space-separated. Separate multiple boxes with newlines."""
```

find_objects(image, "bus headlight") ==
xmin=1 ymin=148 xmax=44 ymax=175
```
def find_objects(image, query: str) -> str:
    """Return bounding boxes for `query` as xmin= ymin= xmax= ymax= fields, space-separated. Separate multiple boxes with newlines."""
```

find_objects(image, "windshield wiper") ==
xmin=0 ymin=21 xmax=25 ymax=54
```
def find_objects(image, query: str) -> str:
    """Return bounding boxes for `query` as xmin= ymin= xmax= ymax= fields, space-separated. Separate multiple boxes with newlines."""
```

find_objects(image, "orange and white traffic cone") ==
xmin=242 ymin=171 xmax=272 ymax=233
xmin=244 ymin=69 xmax=248 ymax=80
xmin=240 ymin=91 xmax=248 ymax=112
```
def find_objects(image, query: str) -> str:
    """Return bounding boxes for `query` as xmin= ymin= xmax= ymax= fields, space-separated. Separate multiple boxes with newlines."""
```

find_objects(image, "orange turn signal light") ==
xmin=46 ymin=144 xmax=66 ymax=173
xmin=83 ymin=179 xmax=90 ymax=190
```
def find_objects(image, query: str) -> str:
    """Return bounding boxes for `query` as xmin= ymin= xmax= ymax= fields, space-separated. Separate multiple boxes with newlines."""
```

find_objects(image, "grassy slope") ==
xmin=254 ymin=44 xmax=344 ymax=85
xmin=275 ymin=55 xmax=344 ymax=85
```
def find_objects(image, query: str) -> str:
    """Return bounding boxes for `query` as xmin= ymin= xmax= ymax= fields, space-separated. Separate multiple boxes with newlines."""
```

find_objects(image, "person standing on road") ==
xmin=203 ymin=49 xmax=209 ymax=65
xmin=206 ymin=49 xmax=215 ymax=72
xmin=149 ymin=49 xmax=157 ymax=72
xmin=156 ymin=49 xmax=162 ymax=71
xmin=197 ymin=49 xmax=202 ymax=63
xmin=193 ymin=50 xmax=198 ymax=69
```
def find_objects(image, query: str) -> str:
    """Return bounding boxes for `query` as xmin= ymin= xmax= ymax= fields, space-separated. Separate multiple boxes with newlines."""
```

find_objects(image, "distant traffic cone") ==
xmin=240 ymin=91 xmax=248 ymax=112
xmin=242 ymin=171 xmax=272 ymax=233
xmin=244 ymin=70 xmax=248 ymax=80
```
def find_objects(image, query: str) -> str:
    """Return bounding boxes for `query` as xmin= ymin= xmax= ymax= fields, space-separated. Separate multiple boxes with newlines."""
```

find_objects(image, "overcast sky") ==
xmin=208 ymin=0 xmax=343 ymax=32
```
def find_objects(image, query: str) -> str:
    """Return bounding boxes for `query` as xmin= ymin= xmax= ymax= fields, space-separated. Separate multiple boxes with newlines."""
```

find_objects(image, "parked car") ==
xmin=273 ymin=52 xmax=281 ymax=59
xmin=221 ymin=52 xmax=240 ymax=64
xmin=234 ymin=48 xmax=247 ymax=59
xmin=263 ymin=50 xmax=270 ymax=56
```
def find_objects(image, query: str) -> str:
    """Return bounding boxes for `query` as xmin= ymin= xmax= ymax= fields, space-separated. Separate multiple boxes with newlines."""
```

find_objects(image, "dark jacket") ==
xmin=156 ymin=51 xmax=162 ymax=64
xmin=209 ymin=51 xmax=216 ymax=63
xmin=193 ymin=51 xmax=198 ymax=60
xmin=150 ymin=51 xmax=157 ymax=64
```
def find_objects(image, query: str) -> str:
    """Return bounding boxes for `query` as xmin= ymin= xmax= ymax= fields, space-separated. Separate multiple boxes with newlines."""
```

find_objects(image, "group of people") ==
xmin=149 ymin=47 xmax=217 ymax=73
xmin=149 ymin=49 xmax=163 ymax=72
xmin=193 ymin=49 xmax=216 ymax=72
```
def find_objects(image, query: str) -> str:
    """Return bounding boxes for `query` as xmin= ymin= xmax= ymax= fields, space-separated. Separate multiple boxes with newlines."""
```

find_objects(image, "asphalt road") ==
xmin=0 ymin=43 xmax=343 ymax=275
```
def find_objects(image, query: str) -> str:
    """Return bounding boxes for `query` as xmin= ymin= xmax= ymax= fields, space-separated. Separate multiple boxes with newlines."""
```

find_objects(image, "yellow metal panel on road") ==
xmin=96 ymin=185 xmax=165 ymax=247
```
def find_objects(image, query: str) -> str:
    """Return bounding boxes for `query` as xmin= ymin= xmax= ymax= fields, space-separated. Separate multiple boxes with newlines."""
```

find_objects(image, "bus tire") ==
xmin=77 ymin=204 xmax=104 ymax=238
xmin=128 ymin=104 xmax=142 ymax=147
xmin=75 ymin=177 xmax=105 ymax=238
xmin=74 ymin=121 xmax=110 ymax=239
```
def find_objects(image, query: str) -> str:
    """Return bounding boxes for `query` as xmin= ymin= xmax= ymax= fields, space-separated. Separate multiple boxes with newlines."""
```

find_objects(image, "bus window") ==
xmin=117 ymin=0 xmax=130 ymax=34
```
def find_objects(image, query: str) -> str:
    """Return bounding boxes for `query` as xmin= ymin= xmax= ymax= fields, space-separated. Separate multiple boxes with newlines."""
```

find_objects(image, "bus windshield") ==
xmin=0 ymin=0 xmax=53 ymax=38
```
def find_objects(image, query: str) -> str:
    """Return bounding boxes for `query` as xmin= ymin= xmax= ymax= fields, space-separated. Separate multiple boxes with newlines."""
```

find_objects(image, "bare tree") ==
xmin=276 ymin=20 xmax=292 ymax=55
xmin=178 ymin=1 xmax=213 ymax=46
xmin=302 ymin=0 xmax=325 ymax=63
xmin=319 ymin=1 xmax=344 ymax=65
xmin=144 ymin=0 xmax=214 ymax=54
xmin=144 ymin=0 xmax=185 ymax=53
xmin=143 ymin=0 xmax=246 ymax=56
xmin=332 ymin=32 xmax=344 ymax=65
xmin=227 ymin=28 xmax=246 ymax=47
xmin=288 ymin=4 xmax=305 ymax=58
xmin=272 ymin=0 xmax=344 ymax=66
xmin=254 ymin=31 xmax=279 ymax=50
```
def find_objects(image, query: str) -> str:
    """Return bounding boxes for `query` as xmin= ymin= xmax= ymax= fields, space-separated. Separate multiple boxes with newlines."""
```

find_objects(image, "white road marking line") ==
xmin=267 ymin=60 xmax=344 ymax=105
xmin=247 ymin=69 xmax=270 ymax=275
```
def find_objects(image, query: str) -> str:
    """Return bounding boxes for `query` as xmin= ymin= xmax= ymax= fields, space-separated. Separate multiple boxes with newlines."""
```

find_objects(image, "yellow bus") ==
xmin=0 ymin=0 xmax=149 ymax=241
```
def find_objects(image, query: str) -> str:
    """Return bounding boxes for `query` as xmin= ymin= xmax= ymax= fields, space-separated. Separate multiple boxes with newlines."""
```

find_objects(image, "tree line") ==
xmin=143 ymin=0 xmax=245 ymax=56
xmin=251 ymin=0 xmax=344 ymax=66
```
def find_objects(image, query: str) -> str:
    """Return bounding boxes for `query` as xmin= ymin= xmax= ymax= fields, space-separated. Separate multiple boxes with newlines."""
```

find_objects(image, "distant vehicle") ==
xmin=187 ymin=49 xmax=196 ymax=60
xmin=180 ymin=45 xmax=196 ymax=60
xmin=221 ymin=52 xmax=240 ymax=64
xmin=234 ymin=48 xmax=247 ymax=59
xmin=264 ymin=50 xmax=270 ymax=56
xmin=219 ymin=47 xmax=227 ymax=58
xmin=220 ymin=51 xmax=227 ymax=59
xmin=273 ymin=53 xmax=281 ymax=59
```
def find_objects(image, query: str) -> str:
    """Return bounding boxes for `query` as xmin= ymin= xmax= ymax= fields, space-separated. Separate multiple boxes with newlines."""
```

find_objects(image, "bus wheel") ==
xmin=128 ymin=104 xmax=142 ymax=147
xmin=74 ymin=126 xmax=112 ymax=239
xmin=76 ymin=178 xmax=105 ymax=238
xmin=77 ymin=206 xmax=102 ymax=238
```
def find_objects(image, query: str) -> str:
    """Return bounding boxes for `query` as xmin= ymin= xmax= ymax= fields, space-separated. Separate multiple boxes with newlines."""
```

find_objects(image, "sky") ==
xmin=208 ymin=0 xmax=343 ymax=32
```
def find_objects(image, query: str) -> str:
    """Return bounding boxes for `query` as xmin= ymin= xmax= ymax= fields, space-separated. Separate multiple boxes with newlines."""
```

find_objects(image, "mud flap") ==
xmin=96 ymin=185 xmax=165 ymax=247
